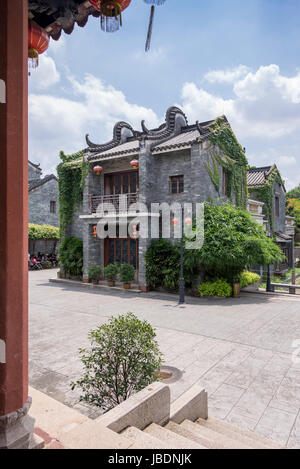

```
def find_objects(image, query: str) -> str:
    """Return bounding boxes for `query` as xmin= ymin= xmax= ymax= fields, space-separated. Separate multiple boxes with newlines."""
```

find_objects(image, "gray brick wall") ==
xmin=29 ymin=178 xmax=59 ymax=227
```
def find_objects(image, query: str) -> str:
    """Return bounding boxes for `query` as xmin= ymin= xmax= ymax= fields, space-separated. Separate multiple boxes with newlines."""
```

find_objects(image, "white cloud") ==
xmin=28 ymin=54 xmax=60 ymax=90
xmin=29 ymin=73 xmax=159 ymax=171
xmin=180 ymin=64 xmax=300 ymax=140
xmin=204 ymin=65 xmax=250 ymax=84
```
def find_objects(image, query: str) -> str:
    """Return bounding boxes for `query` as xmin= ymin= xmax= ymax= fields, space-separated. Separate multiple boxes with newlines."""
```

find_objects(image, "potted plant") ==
xmin=104 ymin=263 xmax=119 ymax=287
xmin=232 ymin=277 xmax=241 ymax=298
xmin=119 ymin=263 xmax=135 ymax=289
xmin=88 ymin=264 xmax=102 ymax=285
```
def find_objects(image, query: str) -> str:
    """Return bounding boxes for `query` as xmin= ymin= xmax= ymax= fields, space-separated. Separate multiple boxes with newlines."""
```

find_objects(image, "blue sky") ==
xmin=29 ymin=0 xmax=300 ymax=189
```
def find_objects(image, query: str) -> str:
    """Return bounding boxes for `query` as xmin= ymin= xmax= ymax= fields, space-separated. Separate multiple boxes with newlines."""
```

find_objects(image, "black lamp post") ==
xmin=266 ymin=264 xmax=272 ymax=292
xmin=179 ymin=210 xmax=185 ymax=304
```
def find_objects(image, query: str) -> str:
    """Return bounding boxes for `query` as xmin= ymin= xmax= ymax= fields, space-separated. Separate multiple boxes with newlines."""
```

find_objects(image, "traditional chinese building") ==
xmin=63 ymin=107 xmax=248 ymax=289
xmin=28 ymin=161 xmax=59 ymax=227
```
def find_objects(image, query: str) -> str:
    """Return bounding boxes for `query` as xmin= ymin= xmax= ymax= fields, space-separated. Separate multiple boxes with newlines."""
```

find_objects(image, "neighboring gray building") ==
xmin=28 ymin=160 xmax=59 ymax=227
xmin=65 ymin=106 xmax=248 ymax=289
xmin=247 ymin=165 xmax=294 ymax=272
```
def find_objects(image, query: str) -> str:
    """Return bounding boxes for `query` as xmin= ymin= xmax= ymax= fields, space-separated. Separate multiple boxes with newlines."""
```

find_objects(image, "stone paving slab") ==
xmin=29 ymin=270 xmax=300 ymax=447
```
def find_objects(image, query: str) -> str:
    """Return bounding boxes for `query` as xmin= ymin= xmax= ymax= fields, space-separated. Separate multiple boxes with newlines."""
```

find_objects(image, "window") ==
xmin=170 ymin=175 xmax=184 ymax=194
xmin=50 ymin=201 xmax=56 ymax=214
xmin=275 ymin=197 xmax=280 ymax=217
xmin=222 ymin=170 xmax=228 ymax=196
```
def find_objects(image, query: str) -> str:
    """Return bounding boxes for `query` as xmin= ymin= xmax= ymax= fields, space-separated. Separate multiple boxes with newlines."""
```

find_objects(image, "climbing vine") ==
xmin=207 ymin=118 xmax=248 ymax=208
xmin=57 ymin=150 xmax=89 ymax=237
xmin=204 ymin=153 xmax=220 ymax=194
xmin=248 ymin=166 xmax=284 ymax=234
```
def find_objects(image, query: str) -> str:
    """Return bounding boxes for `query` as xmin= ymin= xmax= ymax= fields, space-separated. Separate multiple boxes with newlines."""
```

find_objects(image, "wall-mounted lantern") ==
xmin=93 ymin=165 xmax=103 ymax=176
xmin=93 ymin=226 xmax=98 ymax=238
xmin=130 ymin=159 xmax=139 ymax=170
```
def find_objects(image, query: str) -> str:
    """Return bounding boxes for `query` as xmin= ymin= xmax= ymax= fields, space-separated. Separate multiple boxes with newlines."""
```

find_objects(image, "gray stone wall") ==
xmin=29 ymin=178 xmax=59 ymax=227
xmin=28 ymin=163 xmax=41 ymax=181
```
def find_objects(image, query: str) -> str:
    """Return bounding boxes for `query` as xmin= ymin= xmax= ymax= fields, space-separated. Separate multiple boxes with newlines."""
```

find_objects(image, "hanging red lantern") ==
xmin=172 ymin=218 xmax=179 ymax=226
xmin=28 ymin=21 xmax=50 ymax=70
xmin=93 ymin=165 xmax=103 ymax=176
xmin=185 ymin=218 xmax=192 ymax=226
xmin=90 ymin=0 xmax=131 ymax=33
xmin=130 ymin=159 xmax=139 ymax=170
xmin=93 ymin=226 xmax=98 ymax=238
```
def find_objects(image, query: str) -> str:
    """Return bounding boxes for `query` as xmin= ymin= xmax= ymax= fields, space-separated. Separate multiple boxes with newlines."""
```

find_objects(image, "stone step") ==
xmin=166 ymin=421 xmax=226 ymax=449
xmin=196 ymin=416 xmax=283 ymax=449
xmin=59 ymin=420 xmax=135 ymax=449
xmin=144 ymin=423 xmax=205 ymax=449
xmin=180 ymin=419 xmax=252 ymax=449
xmin=122 ymin=426 xmax=174 ymax=449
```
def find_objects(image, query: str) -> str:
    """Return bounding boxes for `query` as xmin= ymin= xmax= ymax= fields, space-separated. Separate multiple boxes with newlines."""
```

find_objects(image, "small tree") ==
xmin=104 ymin=263 xmax=119 ymax=281
xmin=71 ymin=313 xmax=163 ymax=411
xmin=88 ymin=264 xmax=102 ymax=282
xmin=119 ymin=263 xmax=135 ymax=283
xmin=185 ymin=202 xmax=284 ymax=282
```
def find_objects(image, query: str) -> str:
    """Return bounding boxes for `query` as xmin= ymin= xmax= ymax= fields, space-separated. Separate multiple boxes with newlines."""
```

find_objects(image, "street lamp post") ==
xmin=179 ymin=207 xmax=185 ymax=304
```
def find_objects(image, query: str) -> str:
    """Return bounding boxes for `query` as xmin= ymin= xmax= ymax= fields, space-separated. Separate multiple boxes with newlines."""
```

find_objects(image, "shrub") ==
xmin=58 ymin=237 xmax=83 ymax=276
xmin=119 ymin=264 xmax=135 ymax=283
xmin=28 ymin=223 xmax=59 ymax=240
xmin=71 ymin=313 xmax=163 ymax=410
xmin=198 ymin=279 xmax=232 ymax=297
xmin=190 ymin=202 xmax=284 ymax=282
xmin=239 ymin=271 xmax=260 ymax=289
xmin=104 ymin=263 xmax=119 ymax=281
xmin=88 ymin=264 xmax=102 ymax=280
xmin=145 ymin=239 xmax=198 ymax=291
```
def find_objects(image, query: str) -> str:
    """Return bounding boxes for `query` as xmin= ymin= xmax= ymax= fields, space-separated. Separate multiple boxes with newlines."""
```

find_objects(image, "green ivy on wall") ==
xmin=57 ymin=150 xmax=89 ymax=238
xmin=204 ymin=153 xmax=220 ymax=194
xmin=248 ymin=165 xmax=284 ymax=234
xmin=207 ymin=118 xmax=248 ymax=208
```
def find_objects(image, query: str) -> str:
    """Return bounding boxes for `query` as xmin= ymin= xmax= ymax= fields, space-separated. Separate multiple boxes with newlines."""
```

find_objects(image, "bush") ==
xmin=119 ymin=264 xmax=135 ymax=283
xmin=28 ymin=223 xmax=59 ymax=240
xmin=104 ymin=263 xmax=119 ymax=281
xmin=198 ymin=279 xmax=232 ymax=297
xmin=88 ymin=264 xmax=102 ymax=280
xmin=58 ymin=237 xmax=83 ymax=276
xmin=239 ymin=271 xmax=260 ymax=289
xmin=71 ymin=313 xmax=163 ymax=411
xmin=190 ymin=202 xmax=285 ymax=282
xmin=145 ymin=239 xmax=198 ymax=291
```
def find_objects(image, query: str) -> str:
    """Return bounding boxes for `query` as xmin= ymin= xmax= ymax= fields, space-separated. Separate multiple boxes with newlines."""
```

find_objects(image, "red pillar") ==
xmin=0 ymin=1 xmax=31 ymax=448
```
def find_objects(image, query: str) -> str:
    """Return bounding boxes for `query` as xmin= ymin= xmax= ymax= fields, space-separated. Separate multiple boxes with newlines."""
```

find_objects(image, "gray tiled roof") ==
xmin=88 ymin=139 xmax=140 ymax=161
xmin=247 ymin=166 xmax=273 ymax=187
xmin=152 ymin=129 xmax=200 ymax=154
xmin=28 ymin=174 xmax=57 ymax=192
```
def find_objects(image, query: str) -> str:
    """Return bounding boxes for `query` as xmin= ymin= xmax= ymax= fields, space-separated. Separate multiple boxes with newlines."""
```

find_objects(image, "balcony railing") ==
xmin=88 ymin=193 xmax=139 ymax=215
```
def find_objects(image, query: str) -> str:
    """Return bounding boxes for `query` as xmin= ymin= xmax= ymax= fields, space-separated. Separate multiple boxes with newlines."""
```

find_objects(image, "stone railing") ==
xmin=88 ymin=193 xmax=139 ymax=215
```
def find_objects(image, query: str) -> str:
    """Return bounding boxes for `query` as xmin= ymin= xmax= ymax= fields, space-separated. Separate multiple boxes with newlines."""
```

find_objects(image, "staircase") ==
xmin=121 ymin=417 xmax=282 ymax=449
xmin=30 ymin=383 xmax=284 ymax=449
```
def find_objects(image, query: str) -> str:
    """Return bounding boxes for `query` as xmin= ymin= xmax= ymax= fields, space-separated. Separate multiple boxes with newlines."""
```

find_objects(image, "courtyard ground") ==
xmin=29 ymin=269 xmax=300 ymax=448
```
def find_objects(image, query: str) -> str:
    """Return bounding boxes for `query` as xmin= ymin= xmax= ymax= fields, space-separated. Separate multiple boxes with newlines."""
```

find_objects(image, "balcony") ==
xmin=88 ymin=193 xmax=139 ymax=215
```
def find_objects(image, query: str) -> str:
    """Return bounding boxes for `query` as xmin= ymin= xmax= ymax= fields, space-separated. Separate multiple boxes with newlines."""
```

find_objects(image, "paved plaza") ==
xmin=29 ymin=269 xmax=300 ymax=448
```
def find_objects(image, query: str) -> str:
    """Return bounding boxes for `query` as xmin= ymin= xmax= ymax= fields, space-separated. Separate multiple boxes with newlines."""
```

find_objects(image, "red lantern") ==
xmin=172 ymin=218 xmax=179 ymax=226
xmin=93 ymin=226 xmax=98 ymax=238
xmin=28 ymin=21 xmax=50 ymax=70
xmin=90 ymin=0 xmax=131 ymax=32
xmin=185 ymin=218 xmax=192 ymax=226
xmin=130 ymin=159 xmax=139 ymax=170
xmin=93 ymin=165 xmax=103 ymax=176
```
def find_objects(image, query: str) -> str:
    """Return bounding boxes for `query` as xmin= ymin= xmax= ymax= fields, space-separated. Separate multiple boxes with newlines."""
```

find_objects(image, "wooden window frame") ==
xmin=169 ymin=175 xmax=184 ymax=194
xmin=50 ymin=200 xmax=56 ymax=214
